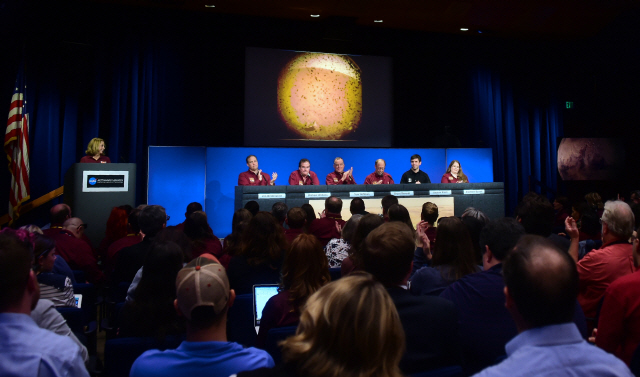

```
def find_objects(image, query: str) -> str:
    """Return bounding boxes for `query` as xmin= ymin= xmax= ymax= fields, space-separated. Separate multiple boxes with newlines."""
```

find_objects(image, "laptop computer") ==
xmin=253 ymin=284 xmax=279 ymax=332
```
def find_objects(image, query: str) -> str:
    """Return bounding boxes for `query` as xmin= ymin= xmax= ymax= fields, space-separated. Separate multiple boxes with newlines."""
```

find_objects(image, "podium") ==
xmin=64 ymin=164 xmax=136 ymax=247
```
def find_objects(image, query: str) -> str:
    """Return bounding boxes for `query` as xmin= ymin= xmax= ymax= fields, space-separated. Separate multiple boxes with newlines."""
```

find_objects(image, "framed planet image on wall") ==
xmin=245 ymin=47 xmax=393 ymax=147
xmin=557 ymin=138 xmax=625 ymax=181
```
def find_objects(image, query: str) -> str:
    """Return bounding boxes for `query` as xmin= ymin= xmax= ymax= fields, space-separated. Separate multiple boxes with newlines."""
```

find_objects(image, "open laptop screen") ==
xmin=253 ymin=284 xmax=280 ymax=327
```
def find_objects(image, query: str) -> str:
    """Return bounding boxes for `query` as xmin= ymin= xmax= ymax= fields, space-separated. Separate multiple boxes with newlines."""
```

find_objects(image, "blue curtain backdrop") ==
xmin=473 ymin=68 xmax=562 ymax=215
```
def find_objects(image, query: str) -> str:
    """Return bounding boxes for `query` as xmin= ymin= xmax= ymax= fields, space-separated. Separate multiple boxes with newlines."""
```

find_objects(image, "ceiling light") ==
xmin=460 ymin=28 xmax=469 ymax=31
xmin=374 ymin=20 xmax=383 ymax=23
xmin=204 ymin=4 xmax=215 ymax=7
xmin=311 ymin=14 xmax=320 ymax=17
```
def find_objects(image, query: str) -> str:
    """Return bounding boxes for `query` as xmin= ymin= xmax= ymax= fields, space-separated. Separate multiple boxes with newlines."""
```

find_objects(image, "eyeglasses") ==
xmin=166 ymin=215 xmax=171 ymax=221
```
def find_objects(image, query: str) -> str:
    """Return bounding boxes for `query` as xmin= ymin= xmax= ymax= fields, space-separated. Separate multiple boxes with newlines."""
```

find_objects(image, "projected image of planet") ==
xmin=277 ymin=53 xmax=362 ymax=140
xmin=557 ymin=138 xmax=625 ymax=181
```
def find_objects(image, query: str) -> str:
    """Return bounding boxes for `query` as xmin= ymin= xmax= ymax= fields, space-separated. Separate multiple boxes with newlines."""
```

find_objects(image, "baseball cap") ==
xmin=175 ymin=256 xmax=230 ymax=320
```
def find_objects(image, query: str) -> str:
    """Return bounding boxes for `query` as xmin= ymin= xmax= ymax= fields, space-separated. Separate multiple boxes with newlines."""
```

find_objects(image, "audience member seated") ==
xmin=387 ymin=204 xmax=414 ymax=231
xmin=33 ymin=235 xmax=75 ymax=307
xmin=43 ymin=203 xmax=94 ymax=252
xmin=238 ymin=274 xmax=404 ymax=377
xmin=515 ymin=192 xmax=569 ymax=252
xmin=227 ymin=212 xmax=287 ymax=295
xmin=325 ymin=214 xmax=362 ymax=268
xmin=49 ymin=217 xmax=104 ymax=284
xmin=112 ymin=205 xmax=167 ymax=285
xmin=412 ymin=202 xmax=439 ymax=275
xmin=585 ymin=191 xmax=605 ymax=218
xmin=596 ymin=226 xmax=640 ymax=365
xmin=21 ymin=224 xmax=76 ymax=284
xmin=97 ymin=206 xmax=130 ymax=260
xmin=349 ymin=197 xmax=369 ymax=216
xmin=31 ymin=298 xmax=89 ymax=363
xmin=256 ymin=234 xmax=330 ymax=348
xmin=565 ymin=200 xmax=636 ymax=324
xmin=440 ymin=218 xmax=525 ymax=374
xmin=283 ymin=207 xmax=306 ymax=245
xmin=244 ymin=201 xmax=260 ymax=217
xmin=183 ymin=211 xmax=226 ymax=266
xmin=473 ymin=235 xmax=632 ymax=377
xmin=0 ymin=229 xmax=89 ymax=377
xmin=410 ymin=217 xmax=480 ymax=296
xmin=340 ymin=214 xmax=384 ymax=276
xmin=300 ymin=203 xmax=316 ymax=233
xmin=119 ymin=241 xmax=186 ymax=338
xmin=271 ymin=202 xmax=288 ymax=227
xmin=461 ymin=215 xmax=487 ymax=265
xmin=552 ymin=196 xmax=571 ymax=233
xmin=308 ymin=196 xmax=346 ymax=247
xmin=175 ymin=202 xmax=204 ymax=231
xmin=361 ymin=222 xmax=461 ymax=374
xmin=381 ymin=194 xmax=399 ymax=222
xmin=105 ymin=208 xmax=143 ymax=277
xmin=223 ymin=209 xmax=252 ymax=257
xmin=130 ymin=257 xmax=274 ymax=377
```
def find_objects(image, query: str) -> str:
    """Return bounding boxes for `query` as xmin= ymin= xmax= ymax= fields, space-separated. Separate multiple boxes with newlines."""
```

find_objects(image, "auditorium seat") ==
xmin=265 ymin=326 xmax=297 ymax=364
xmin=103 ymin=336 xmax=184 ymax=377
xmin=227 ymin=293 xmax=256 ymax=347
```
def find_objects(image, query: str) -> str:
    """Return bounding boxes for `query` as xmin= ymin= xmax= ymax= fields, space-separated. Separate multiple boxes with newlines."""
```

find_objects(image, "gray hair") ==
xmin=601 ymin=200 xmax=635 ymax=240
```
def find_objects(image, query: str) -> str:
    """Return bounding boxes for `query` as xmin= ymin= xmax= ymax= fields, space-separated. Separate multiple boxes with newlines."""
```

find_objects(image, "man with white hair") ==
xmin=565 ymin=200 xmax=636 ymax=322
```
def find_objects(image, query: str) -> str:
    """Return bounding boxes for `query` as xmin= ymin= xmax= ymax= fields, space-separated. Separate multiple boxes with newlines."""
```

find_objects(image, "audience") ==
xmin=227 ymin=212 xmax=287 ymax=295
xmin=223 ymin=208 xmax=252 ymax=257
xmin=300 ymin=203 xmax=316 ymax=232
xmin=183 ymin=211 xmax=225 ymax=265
xmin=283 ymin=207 xmax=306 ymax=244
xmin=410 ymin=217 xmax=479 ymax=296
xmin=461 ymin=207 xmax=490 ymax=224
xmin=412 ymin=202 xmax=439 ymax=274
xmin=308 ymin=196 xmax=346 ymax=247
xmin=130 ymin=256 xmax=274 ymax=377
xmin=387 ymin=204 xmax=414 ymax=231
xmin=271 ymin=202 xmax=288 ymax=227
xmin=473 ymin=235 xmax=631 ymax=377
xmin=380 ymin=194 xmax=399 ymax=221
xmin=239 ymin=273 xmax=405 ymax=377
xmin=244 ymin=200 xmax=260 ymax=216
xmin=0 ymin=230 xmax=89 ymax=376
xmin=361 ymin=222 xmax=461 ymax=374
xmin=97 ymin=206 xmax=130 ymax=259
xmin=49 ymin=216 xmax=104 ymax=284
xmin=256 ymin=234 xmax=330 ymax=348
xmin=33 ymin=234 xmax=75 ymax=307
xmin=105 ymin=208 xmax=143 ymax=277
xmin=349 ymin=197 xmax=369 ymax=215
xmin=515 ymin=192 xmax=569 ymax=252
xmin=175 ymin=202 xmax=204 ymax=231
xmin=585 ymin=191 xmax=605 ymax=218
xmin=340 ymin=213 xmax=384 ymax=276
xmin=324 ymin=214 xmax=362 ymax=268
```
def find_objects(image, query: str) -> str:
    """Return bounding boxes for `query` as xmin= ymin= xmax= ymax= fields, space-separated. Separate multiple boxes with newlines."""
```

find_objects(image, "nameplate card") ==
xmin=464 ymin=189 xmax=485 ymax=195
xmin=429 ymin=190 xmax=452 ymax=196
xmin=305 ymin=192 xmax=331 ymax=199
xmin=83 ymin=171 xmax=129 ymax=192
xmin=350 ymin=192 xmax=374 ymax=197
xmin=391 ymin=191 xmax=414 ymax=197
xmin=258 ymin=193 xmax=286 ymax=199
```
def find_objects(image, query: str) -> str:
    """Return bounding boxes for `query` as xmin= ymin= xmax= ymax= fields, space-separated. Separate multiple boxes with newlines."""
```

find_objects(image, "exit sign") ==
xmin=566 ymin=101 xmax=574 ymax=109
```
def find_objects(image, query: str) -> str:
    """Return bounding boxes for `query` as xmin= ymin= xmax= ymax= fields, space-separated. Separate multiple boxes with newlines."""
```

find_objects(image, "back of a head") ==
xmin=350 ymin=197 xmax=365 ymax=214
xmin=479 ymin=218 xmax=526 ymax=261
xmin=585 ymin=192 xmax=603 ymax=210
xmin=282 ymin=234 xmax=330 ymax=309
xmin=362 ymin=222 xmax=415 ymax=286
xmin=515 ymin=194 xmax=554 ymax=237
xmin=381 ymin=195 xmax=399 ymax=214
xmin=503 ymin=235 xmax=578 ymax=328
xmin=325 ymin=196 xmax=343 ymax=214
xmin=431 ymin=217 xmax=477 ymax=280
xmin=301 ymin=204 xmax=317 ymax=225
xmin=461 ymin=207 xmax=489 ymax=224
xmin=349 ymin=214 xmax=385 ymax=267
xmin=421 ymin=202 xmax=439 ymax=224
xmin=184 ymin=211 xmax=213 ymax=241
xmin=50 ymin=204 xmax=71 ymax=225
xmin=601 ymin=200 xmax=635 ymax=240
xmin=232 ymin=209 xmax=252 ymax=232
xmin=185 ymin=202 xmax=203 ymax=218
xmin=286 ymin=207 xmax=307 ymax=230
xmin=106 ymin=207 xmax=129 ymax=240
xmin=154 ymin=227 xmax=193 ymax=263
xmin=244 ymin=201 xmax=260 ymax=216
xmin=281 ymin=273 xmax=404 ymax=377
xmin=138 ymin=205 xmax=167 ymax=238
xmin=242 ymin=211 xmax=286 ymax=264
xmin=0 ymin=232 xmax=32 ymax=312
xmin=387 ymin=204 xmax=413 ymax=231
xmin=341 ymin=214 xmax=362 ymax=242
xmin=272 ymin=202 xmax=289 ymax=224
xmin=137 ymin=241 xmax=184 ymax=300
xmin=128 ymin=208 xmax=142 ymax=234
xmin=461 ymin=215 xmax=487 ymax=264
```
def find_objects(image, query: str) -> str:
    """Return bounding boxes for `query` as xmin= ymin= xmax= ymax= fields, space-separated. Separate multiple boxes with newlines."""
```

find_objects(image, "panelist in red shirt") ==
xmin=364 ymin=159 xmax=394 ymax=185
xmin=238 ymin=155 xmax=278 ymax=186
xmin=288 ymin=158 xmax=320 ymax=185
xmin=326 ymin=157 xmax=356 ymax=185
xmin=80 ymin=137 xmax=111 ymax=163
xmin=441 ymin=160 xmax=469 ymax=183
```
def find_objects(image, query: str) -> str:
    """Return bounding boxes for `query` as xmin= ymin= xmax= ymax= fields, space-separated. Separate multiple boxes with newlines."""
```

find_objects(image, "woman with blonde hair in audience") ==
xmin=238 ymin=273 xmax=405 ymax=377
xmin=256 ymin=234 xmax=331 ymax=348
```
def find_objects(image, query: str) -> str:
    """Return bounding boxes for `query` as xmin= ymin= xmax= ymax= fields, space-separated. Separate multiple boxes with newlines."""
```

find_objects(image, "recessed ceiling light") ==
xmin=374 ymin=20 xmax=383 ymax=23
xmin=460 ymin=28 xmax=469 ymax=31
xmin=204 ymin=4 xmax=215 ymax=7
xmin=311 ymin=14 xmax=320 ymax=17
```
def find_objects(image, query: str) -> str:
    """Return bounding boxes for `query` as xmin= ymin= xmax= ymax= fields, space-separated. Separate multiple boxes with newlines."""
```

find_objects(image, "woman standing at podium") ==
xmin=441 ymin=160 xmax=468 ymax=183
xmin=80 ymin=137 xmax=111 ymax=163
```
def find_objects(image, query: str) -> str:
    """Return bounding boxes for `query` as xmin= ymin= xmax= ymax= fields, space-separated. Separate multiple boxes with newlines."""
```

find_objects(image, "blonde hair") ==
xmin=85 ymin=138 xmax=105 ymax=156
xmin=281 ymin=273 xmax=405 ymax=377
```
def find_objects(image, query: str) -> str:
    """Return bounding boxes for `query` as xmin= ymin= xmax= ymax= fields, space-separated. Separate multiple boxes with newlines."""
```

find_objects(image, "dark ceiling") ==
xmin=85 ymin=0 xmax=640 ymax=40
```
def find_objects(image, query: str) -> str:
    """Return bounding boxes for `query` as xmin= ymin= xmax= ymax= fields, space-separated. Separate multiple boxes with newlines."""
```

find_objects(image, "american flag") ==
xmin=4 ymin=70 xmax=30 ymax=224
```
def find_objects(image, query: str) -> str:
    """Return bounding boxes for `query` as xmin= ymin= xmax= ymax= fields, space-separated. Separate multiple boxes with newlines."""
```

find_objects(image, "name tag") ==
xmin=350 ymin=192 xmax=374 ymax=197
xmin=391 ymin=191 xmax=414 ymax=197
xmin=464 ymin=189 xmax=485 ymax=195
xmin=249 ymin=178 xmax=255 ymax=183
xmin=407 ymin=178 xmax=412 ymax=182
xmin=429 ymin=190 xmax=452 ymax=196
xmin=333 ymin=178 xmax=339 ymax=182
xmin=305 ymin=192 xmax=331 ymax=199
xmin=258 ymin=193 xmax=286 ymax=199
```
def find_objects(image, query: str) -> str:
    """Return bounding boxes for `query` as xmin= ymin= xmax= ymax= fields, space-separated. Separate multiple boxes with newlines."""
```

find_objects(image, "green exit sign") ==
xmin=566 ymin=102 xmax=574 ymax=109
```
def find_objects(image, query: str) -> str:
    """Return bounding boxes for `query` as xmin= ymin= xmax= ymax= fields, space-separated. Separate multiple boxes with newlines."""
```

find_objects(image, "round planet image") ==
xmin=557 ymin=138 xmax=625 ymax=181
xmin=277 ymin=53 xmax=362 ymax=140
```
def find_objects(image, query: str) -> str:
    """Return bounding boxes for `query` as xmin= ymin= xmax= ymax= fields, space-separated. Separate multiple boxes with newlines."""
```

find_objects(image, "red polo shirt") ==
xmin=49 ymin=229 xmax=104 ymax=284
xmin=364 ymin=172 xmax=394 ymax=185
xmin=288 ymin=170 xmax=319 ymax=185
xmin=308 ymin=212 xmax=346 ymax=247
xmin=238 ymin=170 xmax=272 ymax=186
xmin=326 ymin=171 xmax=356 ymax=185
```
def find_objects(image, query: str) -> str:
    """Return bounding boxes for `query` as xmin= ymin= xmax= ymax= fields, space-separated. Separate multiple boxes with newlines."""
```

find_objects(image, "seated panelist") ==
xmin=238 ymin=155 xmax=277 ymax=186
xmin=441 ymin=160 xmax=468 ymax=183
xmin=364 ymin=159 xmax=394 ymax=185
xmin=80 ymin=137 xmax=111 ymax=163
xmin=400 ymin=154 xmax=431 ymax=184
xmin=289 ymin=158 xmax=319 ymax=185
xmin=326 ymin=157 xmax=356 ymax=185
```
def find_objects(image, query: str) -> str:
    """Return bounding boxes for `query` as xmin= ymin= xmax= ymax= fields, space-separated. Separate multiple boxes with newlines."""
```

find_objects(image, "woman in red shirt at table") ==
xmin=80 ymin=137 xmax=111 ymax=163
xmin=441 ymin=160 xmax=468 ymax=183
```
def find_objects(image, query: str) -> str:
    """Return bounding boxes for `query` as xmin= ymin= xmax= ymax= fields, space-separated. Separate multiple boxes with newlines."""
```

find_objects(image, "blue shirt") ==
xmin=472 ymin=323 xmax=632 ymax=377
xmin=0 ymin=312 xmax=89 ymax=377
xmin=130 ymin=340 xmax=275 ymax=377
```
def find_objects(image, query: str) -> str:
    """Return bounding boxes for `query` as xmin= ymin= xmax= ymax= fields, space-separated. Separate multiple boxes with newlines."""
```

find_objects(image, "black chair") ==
xmin=103 ymin=335 xmax=184 ymax=377
xmin=56 ymin=306 xmax=98 ymax=353
xmin=630 ymin=343 xmax=640 ymax=377
xmin=227 ymin=293 xmax=256 ymax=347
xmin=265 ymin=326 xmax=297 ymax=364
xmin=101 ymin=302 xmax=126 ymax=339
xmin=72 ymin=270 xmax=86 ymax=283
xmin=329 ymin=267 xmax=341 ymax=281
